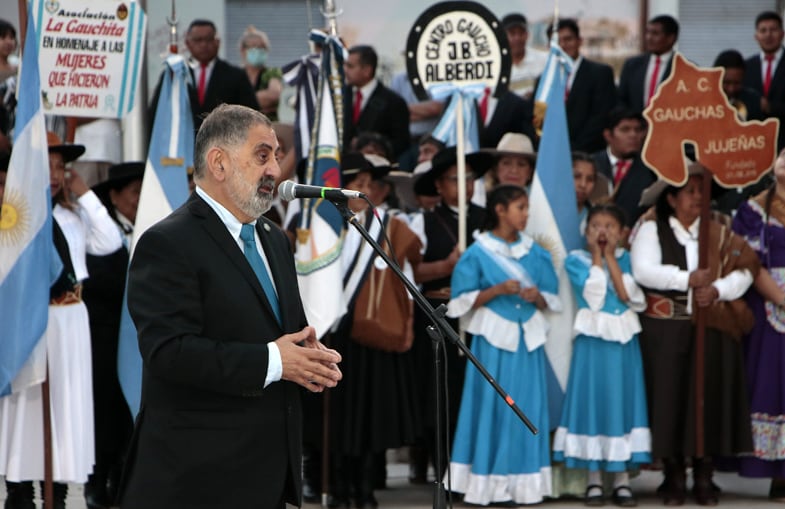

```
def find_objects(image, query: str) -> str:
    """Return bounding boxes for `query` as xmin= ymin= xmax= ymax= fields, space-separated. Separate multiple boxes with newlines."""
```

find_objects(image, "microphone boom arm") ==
xmin=329 ymin=199 xmax=538 ymax=435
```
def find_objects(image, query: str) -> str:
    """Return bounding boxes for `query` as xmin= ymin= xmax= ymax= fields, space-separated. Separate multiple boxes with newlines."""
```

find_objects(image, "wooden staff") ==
xmin=455 ymin=93 xmax=467 ymax=254
xmin=693 ymin=165 xmax=712 ymax=458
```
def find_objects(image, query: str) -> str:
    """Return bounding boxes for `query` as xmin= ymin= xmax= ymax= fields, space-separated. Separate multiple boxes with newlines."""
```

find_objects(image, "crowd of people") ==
xmin=1 ymin=7 xmax=785 ymax=509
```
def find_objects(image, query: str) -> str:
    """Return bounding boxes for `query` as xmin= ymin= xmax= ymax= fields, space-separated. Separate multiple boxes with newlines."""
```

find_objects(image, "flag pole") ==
xmin=16 ymin=0 xmax=26 ymax=44
xmin=167 ymin=0 xmax=179 ymax=55
xmin=324 ymin=0 xmax=343 ymax=144
xmin=17 ymin=2 xmax=54 ymax=507
xmin=319 ymin=5 xmax=341 ymax=507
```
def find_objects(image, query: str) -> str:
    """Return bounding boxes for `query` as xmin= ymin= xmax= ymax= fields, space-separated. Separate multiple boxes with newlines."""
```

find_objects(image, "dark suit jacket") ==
xmin=481 ymin=91 xmax=538 ymax=149
xmin=343 ymin=82 xmax=410 ymax=158
xmin=566 ymin=58 xmax=617 ymax=152
xmin=120 ymin=193 xmax=307 ymax=509
xmin=741 ymin=87 xmax=765 ymax=120
xmin=618 ymin=53 xmax=674 ymax=114
xmin=744 ymin=51 xmax=785 ymax=149
xmin=150 ymin=58 xmax=259 ymax=135
xmin=592 ymin=150 xmax=657 ymax=226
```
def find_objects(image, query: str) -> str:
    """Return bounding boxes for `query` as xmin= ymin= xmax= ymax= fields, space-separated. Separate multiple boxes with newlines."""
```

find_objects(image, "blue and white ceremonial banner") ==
xmin=282 ymin=34 xmax=322 ymax=164
xmin=428 ymin=84 xmax=486 ymax=206
xmin=281 ymin=36 xmax=321 ymax=230
xmin=429 ymin=83 xmax=484 ymax=153
xmin=525 ymin=41 xmax=581 ymax=428
xmin=0 ymin=12 xmax=60 ymax=396
xmin=117 ymin=54 xmax=192 ymax=416
xmin=294 ymin=32 xmax=347 ymax=338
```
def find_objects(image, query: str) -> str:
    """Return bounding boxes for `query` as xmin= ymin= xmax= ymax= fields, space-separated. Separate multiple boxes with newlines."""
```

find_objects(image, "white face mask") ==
xmin=245 ymin=47 xmax=268 ymax=67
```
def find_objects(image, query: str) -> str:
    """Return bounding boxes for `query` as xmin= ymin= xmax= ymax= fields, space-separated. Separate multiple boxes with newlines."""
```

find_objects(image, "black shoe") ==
xmin=771 ymin=479 xmax=785 ymax=502
xmin=354 ymin=494 xmax=378 ymax=509
xmin=302 ymin=481 xmax=320 ymax=504
xmin=4 ymin=481 xmax=35 ymax=509
xmin=611 ymin=486 xmax=637 ymax=507
xmin=585 ymin=484 xmax=604 ymax=507
xmin=40 ymin=481 xmax=67 ymax=509
xmin=85 ymin=490 xmax=110 ymax=509
xmin=326 ymin=494 xmax=350 ymax=508
xmin=84 ymin=475 xmax=110 ymax=509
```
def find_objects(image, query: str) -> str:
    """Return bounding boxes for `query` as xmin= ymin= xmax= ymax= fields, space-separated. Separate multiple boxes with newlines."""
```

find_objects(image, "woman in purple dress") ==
xmin=732 ymin=149 xmax=785 ymax=502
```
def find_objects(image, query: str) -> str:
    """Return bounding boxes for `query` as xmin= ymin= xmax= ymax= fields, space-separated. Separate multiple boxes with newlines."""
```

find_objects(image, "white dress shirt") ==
xmin=643 ymin=50 xmax=674 ymax=106
xmin=509 ymin=47 xmax=549 ymax=97
xmin=53 ymin=190 xmax=123 ymax=282
xmin=354 ymin=78 xmax=379 ymax=115
xmin=630 ymin=217 xmax=753 ymax=314
xmin=190 ymin=58 xmax=217 ymax=89
xmin=759 ymin=46 xmax=784 ymax=85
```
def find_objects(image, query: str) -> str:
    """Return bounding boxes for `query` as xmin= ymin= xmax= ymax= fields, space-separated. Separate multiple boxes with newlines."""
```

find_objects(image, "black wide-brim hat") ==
xmin=341 ymin=152 xmax=390 ymax=183
xmin=92 ymin=161 xmax=146 ymax=196
xmin=413 ymin=146 xmax=494 ymax=197
xmin=47 ymin=131 xmax=85 ymax=163
xmin=294 ymin=153 xmax=390 ymax=185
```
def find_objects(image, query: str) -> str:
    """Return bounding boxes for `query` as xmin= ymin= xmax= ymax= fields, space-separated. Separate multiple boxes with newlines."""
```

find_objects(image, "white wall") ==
xmin=648 ymin=0 xmax=680 ymax=17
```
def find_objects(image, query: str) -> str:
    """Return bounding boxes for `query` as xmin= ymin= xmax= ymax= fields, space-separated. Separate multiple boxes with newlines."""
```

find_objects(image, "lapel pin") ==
xmin=263 ymin=223 xmax=271 ymax=232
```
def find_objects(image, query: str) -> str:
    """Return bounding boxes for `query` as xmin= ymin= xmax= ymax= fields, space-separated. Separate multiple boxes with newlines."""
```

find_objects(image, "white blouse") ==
xmin=630 ymin=217 xmax=752 ymax=314
xmin=53 ymin=190 xmax=123 ymax=282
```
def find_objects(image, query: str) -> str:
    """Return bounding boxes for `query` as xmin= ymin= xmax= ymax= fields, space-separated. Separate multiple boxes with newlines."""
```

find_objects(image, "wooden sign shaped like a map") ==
xmin=642 ymin=54 xmax=779 ymax=188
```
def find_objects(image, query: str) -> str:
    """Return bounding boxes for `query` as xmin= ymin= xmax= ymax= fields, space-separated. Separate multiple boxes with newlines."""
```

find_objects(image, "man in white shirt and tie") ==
xmin=342 ymin=45 xmax=410 ymax=159
xmin=121 ymin=104 xmax=342 ymax=509
xmin=744 ymin=10 xmax=785 ymax=150
xmin=618 ymin=15 xmax=679 ymax=114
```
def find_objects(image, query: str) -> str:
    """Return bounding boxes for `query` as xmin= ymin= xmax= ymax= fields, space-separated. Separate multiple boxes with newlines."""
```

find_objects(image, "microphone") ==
xmin=277 ymin=180 xmax=365 ymax=202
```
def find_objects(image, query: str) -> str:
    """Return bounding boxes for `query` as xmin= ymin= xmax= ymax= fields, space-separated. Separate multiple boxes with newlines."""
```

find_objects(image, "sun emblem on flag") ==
xmin=530 ymin=232 xmax=566 ymax=269
xmin=0 ymin=190 xmax=31 ymax=247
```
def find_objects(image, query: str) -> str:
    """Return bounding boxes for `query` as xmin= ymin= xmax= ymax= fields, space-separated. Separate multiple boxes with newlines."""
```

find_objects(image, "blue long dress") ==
xmin=445 ymin=232 xmax=560 ymax=505
xmin=552 ymin=249 xmax=651 ymax=471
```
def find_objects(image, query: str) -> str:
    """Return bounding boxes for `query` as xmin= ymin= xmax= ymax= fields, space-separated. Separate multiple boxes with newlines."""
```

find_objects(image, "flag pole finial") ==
xmin=167 ymin=0 xmax=178 ymax=54
xmin=322 ymin=0 xmax=342 ymax=37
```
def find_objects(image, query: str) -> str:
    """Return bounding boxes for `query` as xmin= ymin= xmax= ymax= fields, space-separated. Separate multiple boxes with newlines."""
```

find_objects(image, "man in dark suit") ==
xmin=150 ymin=20 xmax=259 ymax=132
xmin=479 ymin=90 xmax=538 ymax=149
xmin=547 ymin=18 xmax=616 ymax=153
xmin=715 ymin=49 xmax=764 ymax=122
xmin=618 ymin=15 xmax=679 ymax=114
xmin=120 ymin=105 xmax=343 ymax=509
xmin=343 ymin=45 xmax=410 ymax=159
xmin=712 ymin=49 xmax=769 ymax=214
xmin=591 ymin=108 xmax=655 ymax=227
xmin=744 ymin=11 xmax=785 ymax=150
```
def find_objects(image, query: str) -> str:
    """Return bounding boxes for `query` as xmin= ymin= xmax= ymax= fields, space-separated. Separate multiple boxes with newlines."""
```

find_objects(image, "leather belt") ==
xmin=50 ymin=285 xmax=82 ymax=306
xmin=423 ymin=287 xmax=451 ymax=300
xmin=643 ymin=292 xmax=690 ymax=320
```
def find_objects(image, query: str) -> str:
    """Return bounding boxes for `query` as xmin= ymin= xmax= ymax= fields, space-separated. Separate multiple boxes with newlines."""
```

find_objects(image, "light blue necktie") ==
xmin=240 ymin=224 xmax=281 ymax=325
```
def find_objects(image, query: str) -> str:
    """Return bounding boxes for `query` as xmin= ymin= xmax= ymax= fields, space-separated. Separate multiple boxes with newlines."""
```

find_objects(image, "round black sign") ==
xmin=405 ymin=1 xmax=511 ymax=101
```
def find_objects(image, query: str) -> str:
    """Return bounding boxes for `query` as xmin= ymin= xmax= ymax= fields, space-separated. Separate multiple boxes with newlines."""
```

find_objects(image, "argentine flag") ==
xmin=117 ymin=55 xmax=192 ymax=416
xmin=0 ymin=12 xmax=60 ymax=396
xmin=525 ymin=41 xmax=581 ymax=428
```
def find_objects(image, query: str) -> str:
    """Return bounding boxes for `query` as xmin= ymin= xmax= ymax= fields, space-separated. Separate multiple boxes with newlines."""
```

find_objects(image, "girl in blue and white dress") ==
xmin=445 ymin=185 xmax=561 ymax=506
xmin=553 ymin=203 xmax=651 ymax=507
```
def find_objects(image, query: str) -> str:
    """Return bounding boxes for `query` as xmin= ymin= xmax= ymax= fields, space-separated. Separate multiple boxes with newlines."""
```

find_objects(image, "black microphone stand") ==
xmin=331 ymin=200 xmax=537 ymax=509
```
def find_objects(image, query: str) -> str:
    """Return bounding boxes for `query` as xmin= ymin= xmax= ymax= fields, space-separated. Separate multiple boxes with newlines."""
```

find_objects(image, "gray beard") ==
xmin=227 ymin=169 xmax=274 ymax=219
